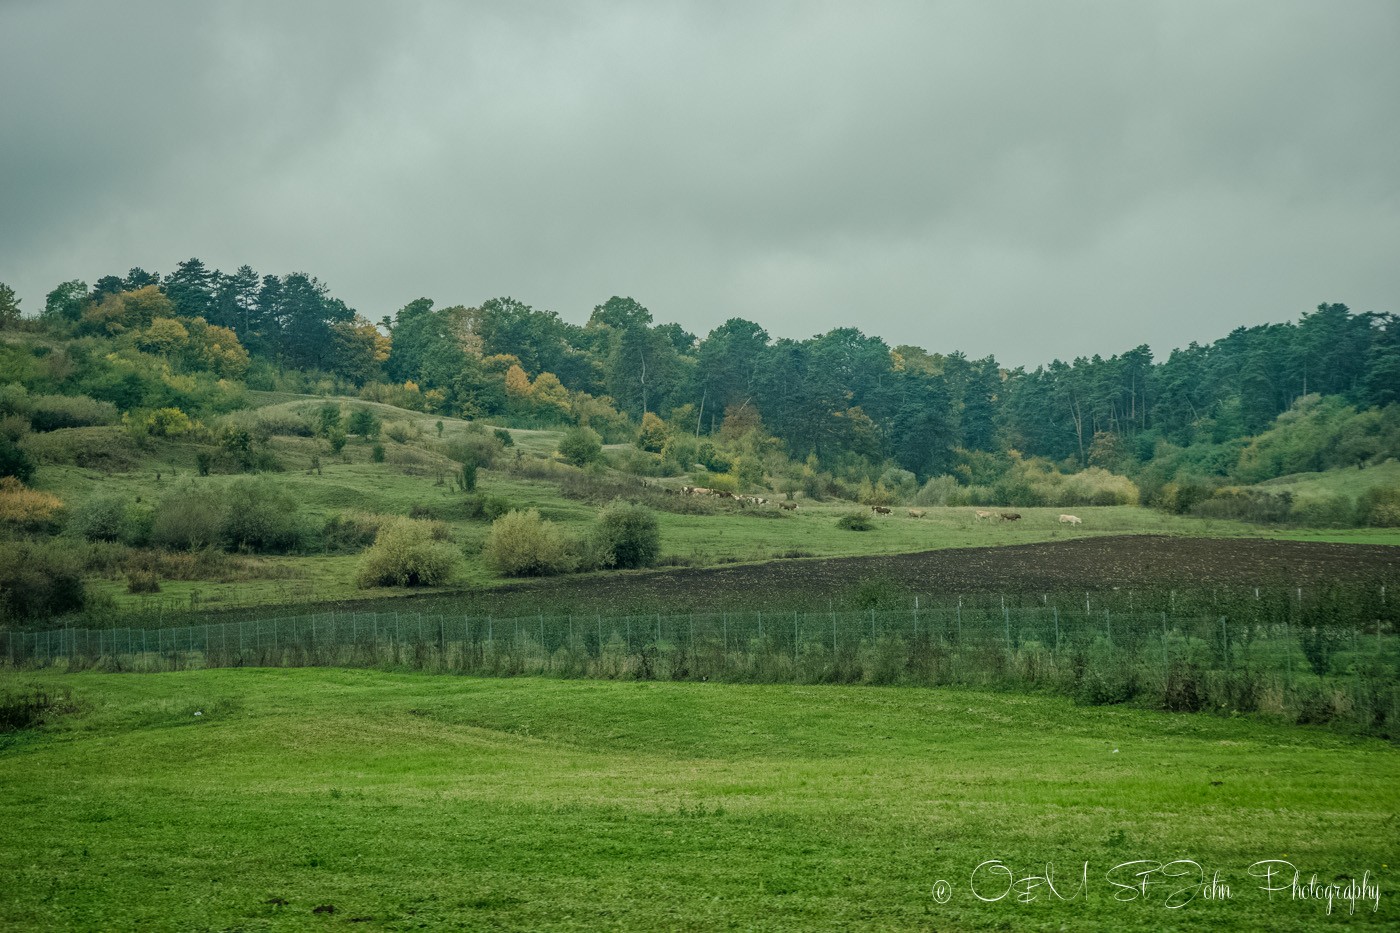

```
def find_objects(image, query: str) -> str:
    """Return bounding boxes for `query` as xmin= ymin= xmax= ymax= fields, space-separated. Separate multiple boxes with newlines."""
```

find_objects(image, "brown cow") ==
xmin=1000 ymin=512 xmax=1022 ymax=521
xmin=779 ymin=502 xmax=799 ymax=511
xmin=907 ymin=509 xmax=925 ymax=518
xmin=871 ymin=506 xmax=892 ymax=515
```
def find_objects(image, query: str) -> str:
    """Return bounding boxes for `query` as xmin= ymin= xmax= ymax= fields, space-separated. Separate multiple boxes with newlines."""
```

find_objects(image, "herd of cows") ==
xmin=678 ymin=485 xmax=1084 ymax=525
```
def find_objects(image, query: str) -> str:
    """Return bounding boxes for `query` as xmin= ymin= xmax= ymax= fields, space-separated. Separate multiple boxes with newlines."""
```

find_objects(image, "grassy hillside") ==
xmin=1255 ymin=459 xmax=1400 ymax=500
xmin=0 ymin=670 xmax=1393 ymax=931
xmin=17 ymin=391 xmax=1398 ymax=618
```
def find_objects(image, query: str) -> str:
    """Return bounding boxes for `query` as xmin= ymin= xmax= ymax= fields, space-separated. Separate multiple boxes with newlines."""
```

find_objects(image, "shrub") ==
xmin=697 ymin=442 xmax=731 ymax=473
xmin=0 ymin=684 xmax=79 ymax=732
xmin=493 ymin=427 xmax=514 ymax=447
xmin=139 ymin=407 xmax=197 ymax=438
xmin=19 ymin=426 xmax=139 ymax=472
xmin=126 ymin=569 xmax=161 ymax=594
xmin=70 ymin=494 xmax=128 ymax=541
xmin=915 ymin=474 xmax=962 ymax=507
xmin=0 ymin=434 xmax=34 ymax=481
xmin=0 ymin=540 xmax=85 ymax=620
xmin=321 ymin=512 xmax=382 ymax=553
xmin=384 ymin=420 xmax=422 ymax=444
xmin=221 ymin=479 xmax=304 ymax=552
xmin=462 ymin=493 xmax=513 ymax=521
xmin=220 ymin=407 xmax=313 ymax=438
xmin=591 ymin=500 xmax=660 ymax=569
xmin=636 ymin=412 xmax=668 ymax=452
xmin=1291 ymin=494 xmax=1356 ymax=528
xmin=445 ymin=433 xmax=502 ymax=468
xmin=609 ymin=446 xmax=677 ymax=477
xmin=699 ymin=471 xmax=739 ymax=494
xmin=346 ymin=407 xmax=381 ymax=438
xmin=150 ymin=483 xmax=225 ymax=550
xmin=0 ymin=413 xmax=29 ymax=442
xmin=558 ymin=425 xmax=603 ymax=467
xmin=1189 ymin=488 xmax=1293 ymax=524
xmin=27 ymin=394 xmax=118 ymax=431
xmin=1058 ymin=468 xmax=1140 ymax=506
xmin=327 ymin=428 xmax=347 ymax=454
xmin=25 ymin=395 xmax=117 ymax=431
xmin=1357 ymin=485 xmax=1400 ymax=527
xmin=878 ymin=467 xmax=918 ymax=500
xmin=370 ymin=442 xmax=385 ymax=463
xmin=0 ymin=477 xmax=64 ymax=530
xmin=837 ymin=511 xmax=875 ymax=531
xmin=317 ymin=403 xmax=342 ymax=436
xmin=455 ymin=460 xmax=478 ymax=492
xmin=483 ymin=508 xmax=575 ymax=577
xmin=356 ymin=517 xmax=460 ymax=587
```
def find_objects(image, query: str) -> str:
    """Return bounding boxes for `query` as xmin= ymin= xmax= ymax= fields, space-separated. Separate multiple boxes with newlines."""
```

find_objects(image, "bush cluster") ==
xmin=144 ymin=479 xmax=307 ymax=552
xmin=0 ymin=539 xmax=85 ymax=620
xmin=482 ymin=501 xmax=662 ymax=578
xmin=557 ymin=426 xmax=602 ymax=467
xmin=483 ymin=509 xmax=576 ymax=577
xmin=356 ymin=517 xmax=459 ymax=587
xmin=0 ymin=477 xmax=64 ymax=530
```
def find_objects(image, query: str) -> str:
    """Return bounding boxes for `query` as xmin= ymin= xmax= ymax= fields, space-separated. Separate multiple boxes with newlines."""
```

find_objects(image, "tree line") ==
xmin=19 ymin=258 xmax=1400 ymax=484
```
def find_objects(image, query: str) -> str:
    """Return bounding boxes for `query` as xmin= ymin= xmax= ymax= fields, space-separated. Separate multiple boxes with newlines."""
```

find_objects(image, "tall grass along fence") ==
xmin=6 ymin=605 xmax=1397 ymax=738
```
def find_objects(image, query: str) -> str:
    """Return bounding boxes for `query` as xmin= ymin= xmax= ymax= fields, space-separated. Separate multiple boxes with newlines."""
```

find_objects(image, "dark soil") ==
xmin=464 ymin=535 xmax=1399 ymax=613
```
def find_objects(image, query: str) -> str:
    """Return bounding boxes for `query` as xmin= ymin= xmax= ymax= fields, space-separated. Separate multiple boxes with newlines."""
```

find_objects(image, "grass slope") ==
xmin=0 ymin=670 xmax=1394 ymax=931
xmin=25 ymin=392 xmax=1400 ymax=614
xmin=1255 ymin=460 xmax=1400 ymax=500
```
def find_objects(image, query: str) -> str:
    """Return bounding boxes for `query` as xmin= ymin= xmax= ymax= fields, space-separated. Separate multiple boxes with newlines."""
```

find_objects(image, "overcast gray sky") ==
xmin=2 ymin=0 xmax=1396 ymax=367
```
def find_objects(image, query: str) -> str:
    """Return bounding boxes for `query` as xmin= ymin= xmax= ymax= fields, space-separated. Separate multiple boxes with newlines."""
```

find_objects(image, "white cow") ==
xmin=1059 ymin=514 xmax=1082 ymax=525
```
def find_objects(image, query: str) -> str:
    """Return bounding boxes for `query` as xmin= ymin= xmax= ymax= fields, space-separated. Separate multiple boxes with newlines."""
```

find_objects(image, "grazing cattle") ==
xmin=907 ymin=509 xmax=925 ymax=518
xmin=779 ymin=502 xmax=799 ymax=511
xmin=684 ymin=486 xmax=713 ymax=497
xmin=717 ymin=490 xmax=735 ymax=499
xmin=1000 ymin=512 xmax=1022 ymax=521
xmin=1059 ymin=514 xmax=1082 ymax=525
xmin=975 ymin=509 xmax=994 ymax=520
xmin=753 ymin=497 xmax=768 ymax=505
xmin=871 ymin=506 xmax=892 ymax=515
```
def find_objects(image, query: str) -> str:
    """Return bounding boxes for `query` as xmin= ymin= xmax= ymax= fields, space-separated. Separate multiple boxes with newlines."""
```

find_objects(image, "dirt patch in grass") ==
xmin=475 ymin=535 xmax=1400 ymax=608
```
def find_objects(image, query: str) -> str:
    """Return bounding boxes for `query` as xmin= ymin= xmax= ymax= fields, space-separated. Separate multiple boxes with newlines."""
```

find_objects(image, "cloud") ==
xmin=2 ymin=0 xmax=1396 ymax=366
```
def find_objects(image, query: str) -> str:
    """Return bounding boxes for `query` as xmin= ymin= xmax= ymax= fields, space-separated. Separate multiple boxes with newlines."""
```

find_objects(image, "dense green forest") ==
xmin=4 ymin=259 xmax=1398 ymax=508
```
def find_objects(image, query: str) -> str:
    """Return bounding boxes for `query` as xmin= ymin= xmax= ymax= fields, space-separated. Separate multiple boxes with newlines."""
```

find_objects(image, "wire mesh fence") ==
xmin=5 ymin=605 xmax=1397 ymax=736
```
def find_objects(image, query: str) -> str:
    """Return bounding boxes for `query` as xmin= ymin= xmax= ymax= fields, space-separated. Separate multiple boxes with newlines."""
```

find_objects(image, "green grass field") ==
xmin=0 ymin=670 xmax=1394 ymax=931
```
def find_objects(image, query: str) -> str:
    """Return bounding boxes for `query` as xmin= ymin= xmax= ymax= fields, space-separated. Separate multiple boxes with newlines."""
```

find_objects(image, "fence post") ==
xmin=1054 ymin=607 xmax=1060 ymax=653
xmin=1163 ymin=611 xmax=1169 ymax=680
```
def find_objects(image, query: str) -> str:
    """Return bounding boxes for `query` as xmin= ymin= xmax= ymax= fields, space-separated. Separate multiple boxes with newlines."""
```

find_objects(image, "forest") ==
xmin=3 ymin=258 xmax=1397 ymax=521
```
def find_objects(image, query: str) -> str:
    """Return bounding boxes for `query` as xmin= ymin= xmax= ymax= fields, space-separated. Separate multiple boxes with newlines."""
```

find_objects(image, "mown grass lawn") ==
xmin=0 ymin=670 xmax=1394 ymax=931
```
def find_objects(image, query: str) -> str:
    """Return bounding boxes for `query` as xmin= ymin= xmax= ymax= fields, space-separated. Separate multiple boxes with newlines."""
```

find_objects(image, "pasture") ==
xmin=0 ymin=670 xmax=1395 ymax=931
